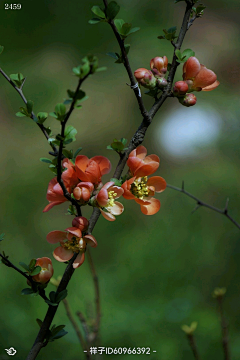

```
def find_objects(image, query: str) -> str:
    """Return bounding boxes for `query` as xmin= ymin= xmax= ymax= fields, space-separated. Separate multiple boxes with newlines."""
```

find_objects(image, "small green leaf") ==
xmin=45 ymin=300 xmax=58 ymax=306
xmin=91 ymin=5 xmax=106 ymax=19
xmin=16 ymin=112 xmax=26 ymax=117
xmin=29 ymin=259 xmax=37 ymax=270
xmin=110 ymin=178 xmax=122 ymax=186
xmin=30 ymin=266 xmax=41 ymax=276
xmin=88 ymin=18 xmax=102 ymax=24
xmin=111 ymin=141 xmax=124 ymax=151
xmin=168 ymin=26 xmax=177 ymax=34
xmin=114 ymin=18 xmax=125 ymax=33
xmin=121 ymin=22 xmax=132 ymax=36
xmin=55 ymin=103 xmax=66 ymax=117
xmin=95 ymin=66 xmax=107 ymax=72
xmin=73 ymin=147 xmax=82 ymax=158
xmin=49 ymin=112 xmax=58 ymax=119
xmin=49 ymin=329 xmax=68 ymax=341
xmin=72 ymin=66 xmax=81 ymax=75
xmin=62 ymin=149 xmax=73 ymax=159
xmin=128 ymin=27 xmax=140 ymax=35
xmin=19 ymin=262 xmax=30 ymax=272
xmin=37 ymin=112 xmax=48 ymax=124
xmin=175 ymin=49 xmax=182 ymax=60
xmin=106 ymin=52 xmax=119 ymax=60
xmin=107 ymin=145 xmax=114 ymax=150
xmin=80 ymin=62 xmax=90 ymax=78
xmin=175 ymin=0 xmax=185 ymax=3
xmin=158 ymin=35 xmax=166 ymax=40
xmin=49 ymin=291 xmax=56 ymax=303
xmin=55 ymin=289 xmax=68 ymax=303
xmin=64 ymin=125 xmax=77 ymax=142
xmin=181 ymin=48 xmax=195 ymax=61
xmin=0 ymin=46 xmax=4 ymax=55
xmin=106 ymin=1 xmax=120 ymax=20
xmin=50 ymin=325 xmax=66 ymax=338
xmin=36 ymin=318 xmax=43 ymax=328
xmin=26 ymin=100 xmax=33 ymax=114
xmin=21 ymin=288 xmax=35 ymax=295
xmin=40 ymin=158 xmax=52 ymax=164
xmin=0 ymin=233 xmax=5 ymax=241
xmin=120 ymin=138 xmax=127 ymax=145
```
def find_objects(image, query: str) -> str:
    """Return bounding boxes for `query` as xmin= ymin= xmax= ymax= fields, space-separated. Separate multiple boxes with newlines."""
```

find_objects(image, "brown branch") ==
xmin=62 ymin=298 xmax=88 ymax=355
xmin=0 ymin=67 xmax=57 ymax=155
xmin=186 ymin=334 xmax=200 ymax=360
xmin=0 ymin=253 xmax=48 ymax=301
xmin=167 ymin=183 xmax=240 ymax=230
xmin=76 ymin=311 xmax=91 ymax=342
xmin=217 ymin=296 xmax=231 ymax=360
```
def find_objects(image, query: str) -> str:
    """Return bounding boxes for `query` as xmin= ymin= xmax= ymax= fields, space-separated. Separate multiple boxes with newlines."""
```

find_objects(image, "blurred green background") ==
xmin=0 ymin=0 xmax=240 ymax=359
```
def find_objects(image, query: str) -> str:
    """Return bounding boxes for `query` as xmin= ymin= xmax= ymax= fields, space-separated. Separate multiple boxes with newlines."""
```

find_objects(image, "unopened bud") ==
xmin=156 ymin=77 xmax=167 ymax=89
xmin=178 ymin=93 xmax=197 ymax=107
xmin=72 ymin=216 xmax=89 ymax=231
xmin=32 ymin=257 xmax=54 ymax=284
xmin=173 ymin=81 xmax=189 ymax=96
xmin=134 ymin=68 xmax=157 ymax=89
xmin=150 ymin=56 xmax=168 ymax=77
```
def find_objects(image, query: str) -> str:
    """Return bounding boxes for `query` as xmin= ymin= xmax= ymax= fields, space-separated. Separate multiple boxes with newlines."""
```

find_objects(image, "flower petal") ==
xmin=84 ymin=234 xmax=98 ymax=248
xmin=183 ymin=57 xmax=201 ymax=79
xmin=108 ymin=201 xmax=124 ymax=215
xmin=147 ymin=176 xmax=167 ymax=193
xmin=193 ymin=65 xmax=217 ymax=89
xmin=100 ymin=208 xmax=116 ymax=221
xmin=73 ymin=252 xmax=85 ymax=268
xmin=202 ymin=80 xmax=220 ymax=91
xmin=65 ymin=227 xmax=82 ymax=238
xmin=91 ymin=156 xmax=112 ymax=175
xmin=96 ymin=188 xmax=109 ymax=207
xmin=108 ymin=185 xmax=124 ymax=199
xmin=46 ymin=231 xmax=67 ymax=244
xmin=140 ymin=198 xmax=161 ymax=215
xmin=43 ymin=201 xmax=65 ymax=212
xmin=53 ymin=246 xmax=74 ymax=262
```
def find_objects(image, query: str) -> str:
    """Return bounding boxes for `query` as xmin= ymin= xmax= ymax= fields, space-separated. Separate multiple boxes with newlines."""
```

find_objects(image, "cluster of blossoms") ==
xmin=43 ymin=147 xmax=166 ymax=267
xmin=134 ymin=56 xmax=219 ymax=107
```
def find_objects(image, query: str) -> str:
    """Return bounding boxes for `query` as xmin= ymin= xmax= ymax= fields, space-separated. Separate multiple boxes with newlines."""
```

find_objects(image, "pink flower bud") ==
xmin=156 ymin=77 xmax=167 ymax=89
xmin=173 ymin=81 xmax=189 ymax=96
xmin=72 ymin=216 xmax=89 ymax=231
xmin=32 ymin=257 xmax=54 ymax=284
xmin=178 ymin=93 xmax=197 ymax=107
xmin=134 ymin=68 xmax=157 ymax=89
xmin=150 ymin=56 xmax=168 ymax=76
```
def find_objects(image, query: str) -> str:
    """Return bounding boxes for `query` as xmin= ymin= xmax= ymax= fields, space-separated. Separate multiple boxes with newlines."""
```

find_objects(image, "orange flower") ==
xmin=73 ymin=182 xmax=94 ymax=203
xmin=183 ymin=56 xmax=219 ymax=91
xmin=150 ymin=56 xmax=168 ymax=76
xmin=95 ymin=181 xmax=124 ymax=221
xmin=75 ymin=155 xmax=111 ymax=184
xmin=122 ymin=175 xmax=166 ymax=215
xmin=32 ymin=257 xmax=54 ymax=284
xmin=61 ymin=158 xmax=79 ymax=187
xmin=47 ymin=226 xmax=97 ymax=269
xmin=127 ymin=145 xmax=160 ymax=177
xmin=43 ymin=177 xmax=70 ymax=212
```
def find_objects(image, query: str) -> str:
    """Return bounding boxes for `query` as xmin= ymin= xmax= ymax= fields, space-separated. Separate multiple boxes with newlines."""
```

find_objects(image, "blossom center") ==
xmin=107 ymin=190 xmax=117 ymax=207
xmin=131 ymin=176 xmax=150 ymax=199
xmin=63 ymin=236 xmax=86 ymax=253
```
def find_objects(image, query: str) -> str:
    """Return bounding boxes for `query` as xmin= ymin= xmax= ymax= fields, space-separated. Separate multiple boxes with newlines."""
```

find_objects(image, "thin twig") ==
xmin=0 ymin=253 xmax=48 ymax=301
xmin=217 ymin=297 xmax=231 ymax=360
xmin=167 ymin=183 xmax=240 ymax=230
xmin=76 ymin=311 xmax=90 ymax=342
xmin=62 ymin=298 xmax=89 ymax=355
xmin=186 ymin=334 xmax=200 ymax=360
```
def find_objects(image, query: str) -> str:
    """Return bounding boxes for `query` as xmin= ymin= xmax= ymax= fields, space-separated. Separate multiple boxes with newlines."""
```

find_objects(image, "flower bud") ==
xmin=156 ymin=77 xmax=167 ymax=89
xmin=173 ymin=81 xmax=189 ymax=96
xmin=178 ymin=93 xmax=197 ymax=107
xmin=134 ymin=68 xmax=157 ymax=89
xmin=150 ymin=56 xmax=168 ymax=77
xmin=32 ymin=257 xmax=54 ymax=284
xmin=72 ymin=216 xmax=89 ymax=231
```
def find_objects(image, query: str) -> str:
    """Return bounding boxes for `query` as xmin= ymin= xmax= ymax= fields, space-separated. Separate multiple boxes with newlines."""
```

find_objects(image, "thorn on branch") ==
xmin=20 ymin=77 xmax=26 ymax=90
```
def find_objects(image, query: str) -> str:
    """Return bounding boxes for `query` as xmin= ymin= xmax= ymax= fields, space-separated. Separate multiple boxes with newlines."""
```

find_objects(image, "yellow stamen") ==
xmin=62 ymin=236 xmax=86 ymax=253
xmin=107 ymin=190 xmax=117 ymax=207
xmin=131 ymin=176 xmax=150 ymax=199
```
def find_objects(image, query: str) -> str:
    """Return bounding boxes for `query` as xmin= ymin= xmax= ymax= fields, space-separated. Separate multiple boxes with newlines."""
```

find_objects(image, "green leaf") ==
xmin=55 ymin=103 xmax=66 ymax=116
xmin=49 ymin=291 xmax=56 ymax=303
xmin=107 ymin=145 xmax=113 ymax=150
xmin=10 ymin=73 xmax=24 ymax=87
xmin=158 ymin=35 xmax=166 ymax=40
xmin=91 ymin=5 xmax=106 ymax=19
xmin=30 ymin=266 xmax=41 ymax=276
xmin=44 ymin=126 xmax=52 ymax=136
xmin=168 ymin=26 xmax=177 ymax=33
xmin=128 ymin=27 xmax=140 ymax=35
xmin=111 ymin=141 xmax=124 ymax=151
xmin=49 ymin=112 xmax=58 ymax=119
xmin=95 ymin=66 xmax=107 ymax=72
xmin=106 ymin=1 xmax=120 ymax=20
xmin=0 ymin=46 xmax=4 ymax=55
xmin=121 ymin=22 xmax=132 ymax=35
xmin=120 ymin=138 xmax=127 ymax=145
xmin=19 ymin=262 xmax=30 ymax=272
xmin=64 ymin=125 xmax=77 ymax=142
xmin=73 ymin=147 xmax=82 ymax=158
xmin=50 ymin=325 xmax=66 ymax=338
xmin=124 ymin=44 xmax=130 ymax=55
xmin=45 ymin=300 xmax=58 ymax=306
xmin=106 ymin=52 xmax=119 ymax=60
xmin=29 ymin=259 xmax=37 ymax=270
xmin=16 ymin=112 xmax=26 ymax=117
xmin=26 ymin=100 xmax=33 ymax=114
xmin=88 ymin=18 xmax=102 ymax=24
xmin=49 ymin=329 xmax=68 ymax=341
xmin=72 ymin=66 xmax=81 ymax=75
xmin=81 ymin=62 xmax=90 ymax=78
xmin=0 ymin=233 xmax=5 ymax=241
xmin=40 ymin=158 xmax=52 ymax=164
xmin=55 ymin=289 xmax=68 ymax=303
xmin=114 ymin=19 xmax=125 ymax=33
xmin=62 ymin=149 xmax=73 ymax=159
xmin=37 ymin=112 xmax=48 ymax=124
xmin=181 ymin=48 xmax=195 ymax=61
xmin=21 ymin=288 xmax=35 ymax=295
xmin=175 ymin=49 xmax=182 ymax=60
xmin=110 ymin=178 xmax=122 ymax=186
xmin=36 ymin=318 xmax=43 ymax=328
